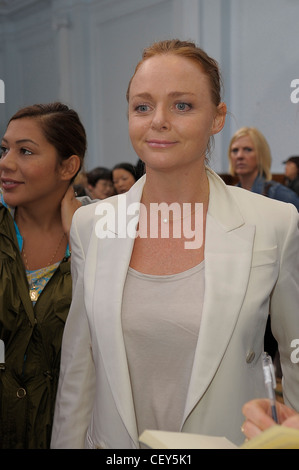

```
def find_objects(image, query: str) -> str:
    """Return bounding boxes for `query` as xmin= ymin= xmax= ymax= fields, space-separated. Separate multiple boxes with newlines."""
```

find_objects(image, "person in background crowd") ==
xmin=51 ymin=39 xmax=299 ymax=449
xmin=0 ymin=102 xmax=86 ymax=448
xmin=73 ymin=170 xmax=88 ymax=197
xmin=112 ymin=162 xmax=137 ymax=194
xmin=283 ymin=156 xmax=299 ymax=196
xmin=228 ymin=127 xmax=299 ymax=368
xmin=135 ymin=158 xmax=145 ymax=179
xmin=228 ymin=126 xmax=299 ymax=211
xmin=86 ymin=166 xmax=115 ymax=200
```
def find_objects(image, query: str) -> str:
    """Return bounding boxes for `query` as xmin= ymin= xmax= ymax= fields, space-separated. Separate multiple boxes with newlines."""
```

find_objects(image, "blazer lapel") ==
xmin=183 ymin=169 xmax=256 ymax=423
xmin=91 ymin=177 xmax=145 ymax=445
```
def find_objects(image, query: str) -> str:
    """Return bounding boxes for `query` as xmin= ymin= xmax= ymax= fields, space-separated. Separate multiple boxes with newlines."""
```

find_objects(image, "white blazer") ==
xmin=51 ymin=168 xmax=299 ymax=449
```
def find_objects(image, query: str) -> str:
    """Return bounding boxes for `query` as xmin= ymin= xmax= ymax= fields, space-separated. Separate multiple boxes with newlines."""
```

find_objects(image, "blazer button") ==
xmin=246 ymin=351 xmax=255 ymax=363
xmin=16 ymin=388 xmax=27 ymax=398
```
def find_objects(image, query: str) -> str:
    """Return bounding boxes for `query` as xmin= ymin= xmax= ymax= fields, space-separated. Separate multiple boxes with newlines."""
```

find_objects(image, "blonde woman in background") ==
xmin=228 ymin=126 xmax=299 ymax=210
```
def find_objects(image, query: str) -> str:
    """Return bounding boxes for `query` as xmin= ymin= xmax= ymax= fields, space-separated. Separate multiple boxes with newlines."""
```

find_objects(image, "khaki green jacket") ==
xmin=0 ymin=204 xmax=72 ymax=449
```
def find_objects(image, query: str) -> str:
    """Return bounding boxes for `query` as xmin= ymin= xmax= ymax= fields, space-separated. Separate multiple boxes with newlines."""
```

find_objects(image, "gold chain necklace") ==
xmin=22 ymin=232 xmax=66 ymax=302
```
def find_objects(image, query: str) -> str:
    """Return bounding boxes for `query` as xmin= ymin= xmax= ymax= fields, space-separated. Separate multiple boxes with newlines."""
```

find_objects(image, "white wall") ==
xmin=228 ymin=0 xmax=299 ymax=173
xmin=0 ymin=1 xmax=58 ymax=137
xmin=0 ymin=0 xmax=298 ymax=173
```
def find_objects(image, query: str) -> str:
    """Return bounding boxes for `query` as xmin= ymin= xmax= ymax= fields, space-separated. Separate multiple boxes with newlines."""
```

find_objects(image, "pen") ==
xmin=262 ymin=351 xmax=279 ymax=423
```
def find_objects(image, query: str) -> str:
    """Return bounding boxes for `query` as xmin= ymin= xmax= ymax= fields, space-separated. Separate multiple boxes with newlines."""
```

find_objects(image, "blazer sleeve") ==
xmin=270 ymin=203 xmax=299 ymax=411
xmin=51 ymin=207 xmax=96 ymax=449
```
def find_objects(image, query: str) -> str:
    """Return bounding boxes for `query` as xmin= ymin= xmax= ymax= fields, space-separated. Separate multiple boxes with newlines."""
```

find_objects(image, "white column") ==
xmin=52 ymin=14 xmax=72 ymax=104
xmin=172 ymin=0 xmax=201 ymax=43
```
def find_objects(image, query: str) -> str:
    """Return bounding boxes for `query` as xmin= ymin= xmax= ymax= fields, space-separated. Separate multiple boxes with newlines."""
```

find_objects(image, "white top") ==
xmin=122 ymin=262 xmax=205 ymax=441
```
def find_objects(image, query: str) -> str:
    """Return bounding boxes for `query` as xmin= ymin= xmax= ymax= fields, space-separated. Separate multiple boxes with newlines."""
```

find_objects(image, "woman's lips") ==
xmin=147 ymin=140 xmax=177 ymax=148
xmin=1 ymin=179 xmax=23 ymax=190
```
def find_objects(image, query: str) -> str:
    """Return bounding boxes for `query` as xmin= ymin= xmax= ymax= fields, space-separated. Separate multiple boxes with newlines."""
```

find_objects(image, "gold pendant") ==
xmin=30 ymin=289 xmax=38 ymax=302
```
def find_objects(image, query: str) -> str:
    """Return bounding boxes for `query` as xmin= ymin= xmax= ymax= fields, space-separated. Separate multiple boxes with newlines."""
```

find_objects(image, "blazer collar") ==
xmin=206 ymin=167 xmax=245 ymax=231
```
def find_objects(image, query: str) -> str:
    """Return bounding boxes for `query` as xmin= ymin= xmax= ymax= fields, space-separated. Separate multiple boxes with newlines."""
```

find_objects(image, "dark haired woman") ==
xmin=86 ymin=166 xmax=115 ymax=200
xmin=0 ymin=102 xmax=86 ymax=448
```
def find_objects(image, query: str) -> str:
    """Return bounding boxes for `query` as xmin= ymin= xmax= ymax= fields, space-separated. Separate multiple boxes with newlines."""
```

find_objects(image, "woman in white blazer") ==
xmin=51 ymin=39 xmax=299 ymax=449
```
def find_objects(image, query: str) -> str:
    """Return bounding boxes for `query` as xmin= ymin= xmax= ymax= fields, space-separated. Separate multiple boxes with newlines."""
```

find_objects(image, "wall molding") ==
xmin=0 ymin=0 xmax=48 ymax=18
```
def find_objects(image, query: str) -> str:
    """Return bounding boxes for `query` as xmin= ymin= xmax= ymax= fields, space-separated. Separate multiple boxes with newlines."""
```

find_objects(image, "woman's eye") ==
xmin=0 ymin=146 xmax=8 ymax=157
xmin=136 ymin=104 xmax=150 ymax=112
xmin=21 ymin=148 xmax=33 ymax=155
xmin=175 ymin=102 xmax=191 ymax=111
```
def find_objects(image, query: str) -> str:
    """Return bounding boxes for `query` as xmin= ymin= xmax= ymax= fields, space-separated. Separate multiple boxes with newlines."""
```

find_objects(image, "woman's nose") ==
xmin=151 ymin=106 xmax=169 ymax=131
xmin=236 ymin=150 xmax=244 ymax=158
xmin=0 ymin=150 xmax=18 ymax=171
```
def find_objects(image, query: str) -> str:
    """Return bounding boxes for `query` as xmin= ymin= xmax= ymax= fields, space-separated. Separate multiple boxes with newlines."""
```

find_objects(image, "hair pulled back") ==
xmin=126 ymin=39 xmax=223 ymax=107
xmin=9 ymin=102 xmax=87 ymax=174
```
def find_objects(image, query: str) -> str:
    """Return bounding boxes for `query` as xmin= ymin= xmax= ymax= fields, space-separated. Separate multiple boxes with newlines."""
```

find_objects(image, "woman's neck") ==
xmin=142 ymin=165 xmax=209 ymax=206
xmin=15 ymin=202 xmax=62 ymax=233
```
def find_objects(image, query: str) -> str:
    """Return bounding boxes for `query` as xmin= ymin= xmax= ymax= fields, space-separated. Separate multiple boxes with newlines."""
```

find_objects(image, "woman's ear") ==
xmin=211 ymin=102 xmax=227 ymax=135
xmin=60 ymin=155 xmax=81 ymax=181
